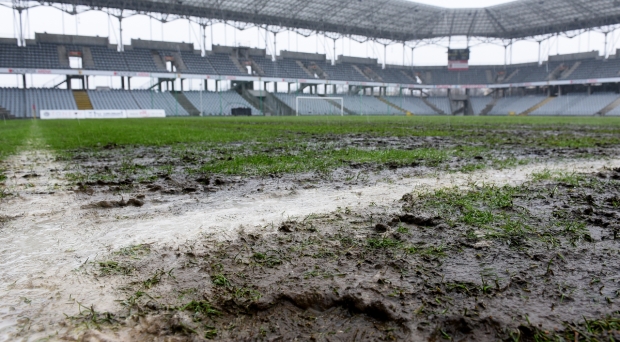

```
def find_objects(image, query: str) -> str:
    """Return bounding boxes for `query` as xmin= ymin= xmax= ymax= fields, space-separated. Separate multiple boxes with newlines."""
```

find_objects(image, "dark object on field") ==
xmin=375 ymin=223 xmax=390 ymax=232
xmin=126 ymin=198 xmax=144 ymax=207
xmin=22 ymin=173 xmax=39 ymax=178
xmin=85 ymin=198 xmax=144 ymax=209
xmin=400 ymin=193 xmax=414 ymax=202
xmin=147 ymin=184 xmax=162 ymax=192
xmin=231 ymin=107 xmax=252 ymax=116
xmin=399 ymin=213 xmax=440 ymax=227
xmin=196 ymin=177 xmax=210 ymax=185
xmin=279 ymin=221 xmax=297 ymax=233
xmin=213 ymin=178 xmax=227 ymax=186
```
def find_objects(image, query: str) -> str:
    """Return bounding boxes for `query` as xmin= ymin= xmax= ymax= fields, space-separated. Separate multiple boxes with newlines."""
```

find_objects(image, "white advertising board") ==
xmin=84 ymin=110 xmax=127 ymax=119
xmin=40 ymin=109 xmax=166 ymax=120
xmin=40 ymin=110 xmax=84 ymax=120
xmin=126 ymin=110 xmax=166 ymax=118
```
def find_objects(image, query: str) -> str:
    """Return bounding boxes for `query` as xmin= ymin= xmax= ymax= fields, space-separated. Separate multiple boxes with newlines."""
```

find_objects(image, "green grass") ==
xmin=4 ymin=116 xmax=615 ymax=179
xmin=35 ymin=116 xmax=620 ymax=150
xmin=0 ymin=120 xmax=31 ymax=161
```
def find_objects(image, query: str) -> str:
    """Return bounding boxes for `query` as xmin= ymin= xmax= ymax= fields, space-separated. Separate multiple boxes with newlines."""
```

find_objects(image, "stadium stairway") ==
xmin=244 ymin=90 xmax=294 ymax=116
xmin=230 ymin=55 xmax=248 ymax=74
xmin=480 ymin=98 xmax=499 ymax=116
xmin=351 ymin=65 xmax=372 ymax=81
xmin=521 ymin=97 xmax=554 ymax=116
xmin=73 ymin=91 xmax=93 ymax=110
xmin=173 ymin=92 xmax=201 ymax=116
xmin=0 ymin=106 xmax=14 ymax=119
xmin=421 ymin=98 xmax=446 ymax=115
xmin=598 ymin=96 xmax=620 ymax=116
xmin=377 ymin=97 xmax=407 ymax=114
xmin=151 ymin=51 xmax=167 ymax=72
xmin=560 ymin=61 xmax=581 ymax=79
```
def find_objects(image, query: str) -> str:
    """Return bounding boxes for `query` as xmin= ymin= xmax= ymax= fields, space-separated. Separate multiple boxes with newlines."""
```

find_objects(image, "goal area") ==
xmin=295 ymin=97 xmax=344 ymax=116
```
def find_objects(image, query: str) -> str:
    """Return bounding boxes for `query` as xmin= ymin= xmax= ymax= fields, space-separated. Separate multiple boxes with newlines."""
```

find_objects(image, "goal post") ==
xmin=295 ymin=96 xmax=344 ymax=116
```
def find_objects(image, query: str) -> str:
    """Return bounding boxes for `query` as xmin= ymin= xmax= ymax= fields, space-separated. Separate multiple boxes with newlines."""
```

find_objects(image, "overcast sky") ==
xmin=0 ymin=0 xmax=616 ymax=88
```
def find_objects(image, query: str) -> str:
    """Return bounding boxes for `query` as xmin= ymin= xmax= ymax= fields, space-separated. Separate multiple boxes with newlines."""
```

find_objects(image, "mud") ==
xmin=60 ymin=131 xmax=620 ymax=199
xmin=33 ymin=168 xmax=618 ymax=341
xmin=2 ymin=126 xmax=620 ymax=341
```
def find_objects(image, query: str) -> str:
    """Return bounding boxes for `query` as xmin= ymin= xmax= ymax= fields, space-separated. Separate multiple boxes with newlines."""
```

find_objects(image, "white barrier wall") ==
xmin=40 ymin=110 xmax=166 ymax=120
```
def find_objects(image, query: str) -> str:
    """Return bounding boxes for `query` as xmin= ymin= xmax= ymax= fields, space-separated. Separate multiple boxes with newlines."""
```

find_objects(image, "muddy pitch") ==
xmin=2 ymin=127 xmax=620 ymax=341
xmin=42 ymin=169 xmax=620 ymax=341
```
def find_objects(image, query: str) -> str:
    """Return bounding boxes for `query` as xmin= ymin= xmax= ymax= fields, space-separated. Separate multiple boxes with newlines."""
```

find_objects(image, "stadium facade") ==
xmin=2 ymin=0 xmax=620 ymax=118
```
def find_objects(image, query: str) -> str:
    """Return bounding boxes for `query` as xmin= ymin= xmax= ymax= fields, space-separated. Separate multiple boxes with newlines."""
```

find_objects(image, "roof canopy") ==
xmin=37 ymin=0 xmax=620 ymax=41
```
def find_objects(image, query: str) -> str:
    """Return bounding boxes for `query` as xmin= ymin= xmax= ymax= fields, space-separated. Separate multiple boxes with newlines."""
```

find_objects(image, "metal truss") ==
xmin=3 ymin=0 xmax=620 ymax=49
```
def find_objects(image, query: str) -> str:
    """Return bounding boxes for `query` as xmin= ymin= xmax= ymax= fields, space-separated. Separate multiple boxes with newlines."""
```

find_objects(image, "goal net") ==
xmin=295 ymin=97 xmax=344 ymax=116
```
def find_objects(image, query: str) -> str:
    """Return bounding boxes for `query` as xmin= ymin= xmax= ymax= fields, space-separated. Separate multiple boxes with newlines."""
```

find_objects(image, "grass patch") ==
xmin=0 ymin=120 xmax=31 ymax=161
xmin=35 ymin=116 xmax=620 ymax=150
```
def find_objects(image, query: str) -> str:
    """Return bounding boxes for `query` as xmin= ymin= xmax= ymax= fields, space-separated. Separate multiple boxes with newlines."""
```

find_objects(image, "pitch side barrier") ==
xmin=3 ymin=68 xmax=620 ymax=89
xmin=40 ymin=109 xmax=165 ymax=120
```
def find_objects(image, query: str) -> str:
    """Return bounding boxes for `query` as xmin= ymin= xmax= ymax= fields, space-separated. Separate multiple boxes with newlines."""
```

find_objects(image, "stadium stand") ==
xmin=531 ymin=93 xmax=620 ymax=116
xmin=88 ymin=89 xmax=141 ymax=110
xmin=6 ymin=33 xmax=620 ymax=87
xmin=131 ymin=90 xmax=189 ymax=116
xmin=488 ymin=96 xmax=547 ymax=116
xmin=6 ymin=33 xmax=620 ymax=117
xmin=386 ymin=96 xmax=437 ymax=115
xmin=426 ymin=97 xmax=451 ymax=114
xmin=470 ymin=97 xmax=495 ymax=115
xmin=0 ymin=88 xmax=77 ymax=118
xmin=183 ymin=91 xmax=259 ymax=116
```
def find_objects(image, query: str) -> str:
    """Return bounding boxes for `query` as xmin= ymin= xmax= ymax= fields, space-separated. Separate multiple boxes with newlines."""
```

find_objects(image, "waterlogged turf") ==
xmin=32 ymin=116 xmax=620 ymax=189
xmin=4 ymin=116 xmax=620 ymax=341
xmin=71 ymin=169 xmax=620 ymax=341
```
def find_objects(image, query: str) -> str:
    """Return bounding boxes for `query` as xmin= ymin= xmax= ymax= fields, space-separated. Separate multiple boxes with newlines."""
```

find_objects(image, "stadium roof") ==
xmin=34 ymin=0 xmax=620 ymax=41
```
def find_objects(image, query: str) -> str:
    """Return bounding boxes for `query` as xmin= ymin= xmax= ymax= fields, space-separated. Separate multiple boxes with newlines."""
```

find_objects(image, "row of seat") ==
xmin=2 ymin=87 xmax=620 ymax=117
xmin=7 ymin=41 xmax=620 ymax=85
xmin=183 ymin=91 xmax=259 ymax=116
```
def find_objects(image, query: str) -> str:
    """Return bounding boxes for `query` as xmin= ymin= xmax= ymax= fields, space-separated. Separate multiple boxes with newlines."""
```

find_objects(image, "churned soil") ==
xmin=64 ymin=168 xmax=620 ymax=341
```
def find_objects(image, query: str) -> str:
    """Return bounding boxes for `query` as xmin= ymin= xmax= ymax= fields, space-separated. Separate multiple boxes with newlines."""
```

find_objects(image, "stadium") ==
xmin=1 ymin=0 xmax=620 ymax=341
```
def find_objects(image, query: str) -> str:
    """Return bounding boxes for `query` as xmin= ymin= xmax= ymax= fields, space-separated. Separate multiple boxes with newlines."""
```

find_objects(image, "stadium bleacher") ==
xmin=488 ymin=96 xmax=547 ymax=116
xmin=183 ymin=91 xmax=259 ymax=116
xmin=4 ymin=32 xmax=620 ymax=87
xmin=5 ymin=33 xmax=620 ymax=117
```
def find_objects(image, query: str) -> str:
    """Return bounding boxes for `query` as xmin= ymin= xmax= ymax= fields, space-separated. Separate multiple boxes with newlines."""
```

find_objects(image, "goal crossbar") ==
xmin=295 ymin=96 xmax=344 ymax=116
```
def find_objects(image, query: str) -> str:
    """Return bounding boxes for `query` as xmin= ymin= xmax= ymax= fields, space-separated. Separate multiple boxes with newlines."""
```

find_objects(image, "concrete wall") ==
xmin=213 ymin=45 xmax=234 ymax=54
xmin=131 ymin=39 xmax=194 ymax=51
xmin=281 ymin=50 xmax=326 ymax=61
xmin=36 ymin=32 xmax=109 ymax=46
xmin=337 ymin=55 xmax=377 ymax=65
xmin=0 ymin=38 xmax=18 ymax=45
xmin=549 ymin=51 xmax=599 ymax=62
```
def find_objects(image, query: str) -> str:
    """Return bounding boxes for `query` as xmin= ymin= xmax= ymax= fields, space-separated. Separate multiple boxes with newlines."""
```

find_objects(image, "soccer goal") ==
xmin=295 ymin=96 xmax=344 ymax=116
